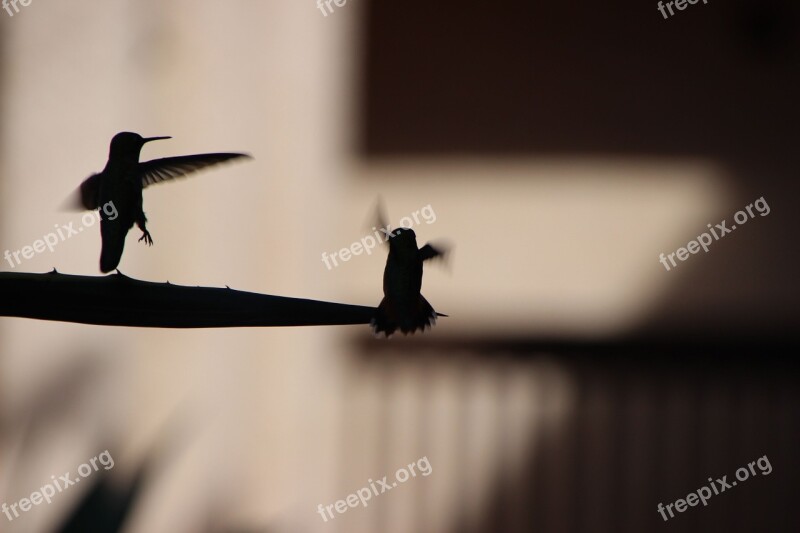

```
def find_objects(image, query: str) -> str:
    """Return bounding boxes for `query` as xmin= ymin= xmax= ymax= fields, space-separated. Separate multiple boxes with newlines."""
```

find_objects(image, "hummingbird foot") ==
xmin=138 ymin=231 xmax=154 ymax=246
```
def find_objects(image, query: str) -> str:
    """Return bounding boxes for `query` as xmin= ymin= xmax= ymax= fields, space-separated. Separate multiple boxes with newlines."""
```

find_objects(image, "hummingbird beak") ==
xmin=142 ymin=136 xmax=171 ymax=143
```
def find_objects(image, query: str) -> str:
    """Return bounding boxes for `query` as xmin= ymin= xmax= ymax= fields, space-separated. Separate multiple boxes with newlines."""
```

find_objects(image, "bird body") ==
xmin=94 ymin=136 xmax=156 ymax=272
xmin=74 ymin=132 xmax=250 ymax=272
xmin=372 ymin=227 xmax=445 ymax=336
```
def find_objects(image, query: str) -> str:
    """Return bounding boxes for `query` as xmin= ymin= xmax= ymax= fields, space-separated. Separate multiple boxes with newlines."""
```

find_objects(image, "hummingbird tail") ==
xmin=371 ymin=294 xmax=438 ymax=337
xmin=100 ymin=223 xmax=126 ymax=273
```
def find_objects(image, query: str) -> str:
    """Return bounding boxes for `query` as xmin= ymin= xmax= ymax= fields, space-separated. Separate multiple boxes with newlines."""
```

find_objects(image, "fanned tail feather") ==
xmin=371 ymin=294 xmax=438 ymax=337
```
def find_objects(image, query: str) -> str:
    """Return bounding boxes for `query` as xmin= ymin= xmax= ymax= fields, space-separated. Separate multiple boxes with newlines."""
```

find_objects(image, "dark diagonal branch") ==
xmin=0 ymin=271 xmax=376 ymax=328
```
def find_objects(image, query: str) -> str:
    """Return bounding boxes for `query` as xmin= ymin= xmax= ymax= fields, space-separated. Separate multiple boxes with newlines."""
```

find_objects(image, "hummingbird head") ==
xmin=109 ymin=132 xmax=171 ymax=159
xmin=387 ymin=227 xmax=419 ymax=257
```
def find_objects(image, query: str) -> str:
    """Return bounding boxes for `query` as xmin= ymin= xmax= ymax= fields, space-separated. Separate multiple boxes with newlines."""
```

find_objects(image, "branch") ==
xmin=0 ymin=271 xmax=376 ymax=328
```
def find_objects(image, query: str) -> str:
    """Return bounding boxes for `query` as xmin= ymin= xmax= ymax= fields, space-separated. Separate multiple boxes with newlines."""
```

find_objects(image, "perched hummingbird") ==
xmin=371 ymin=227 xmax=447 ymax=337
xmin=71 ymin=132 xmax=250 ymax=272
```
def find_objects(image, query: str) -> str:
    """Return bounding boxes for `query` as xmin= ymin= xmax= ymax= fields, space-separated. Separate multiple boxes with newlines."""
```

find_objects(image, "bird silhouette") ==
xmin=71 ymin=132 xmax=250 ymax=272
xmin=372 ymin=226 xmax=447 ymax=337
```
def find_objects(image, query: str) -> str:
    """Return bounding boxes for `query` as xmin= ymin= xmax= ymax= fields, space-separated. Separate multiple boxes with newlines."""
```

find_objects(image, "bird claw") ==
xmin=139 ymin=231 xmax=153 ymax=246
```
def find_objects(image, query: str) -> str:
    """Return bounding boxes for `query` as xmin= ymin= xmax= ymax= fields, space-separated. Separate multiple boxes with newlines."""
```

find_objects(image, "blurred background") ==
xmin=1 ymin=1 xmax=799 ymax=532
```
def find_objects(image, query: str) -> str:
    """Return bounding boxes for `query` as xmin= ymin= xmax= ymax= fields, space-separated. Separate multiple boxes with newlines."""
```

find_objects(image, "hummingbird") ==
xmin=371 ymin=227 xmax=448 ymax=337
xmin=71 ymin=132 xmax=251 ymax=272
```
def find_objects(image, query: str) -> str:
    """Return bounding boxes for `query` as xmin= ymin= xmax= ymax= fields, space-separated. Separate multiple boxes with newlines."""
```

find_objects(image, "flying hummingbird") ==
xmin=70 ymin=132 xmax=251 ymax=272
xmin=371 ymin=226 xmax=448 ymax=337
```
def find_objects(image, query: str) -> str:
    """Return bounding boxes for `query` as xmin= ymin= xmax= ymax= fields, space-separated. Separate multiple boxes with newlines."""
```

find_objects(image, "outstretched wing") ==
xmin=138 ymin=153 xmax=251 ymax=188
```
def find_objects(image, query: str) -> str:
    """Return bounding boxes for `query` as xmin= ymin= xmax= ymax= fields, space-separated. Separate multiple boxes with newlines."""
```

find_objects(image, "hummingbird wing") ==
xmin=63 ymin=173 xmax=101 ymax=211
xmin=138 ymin=153 xmax=251 ymax=188
xmin=373 ymin=198 xmax=393 ymax=246
xmin=419 ymin=243 xmax=446 ymax=262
